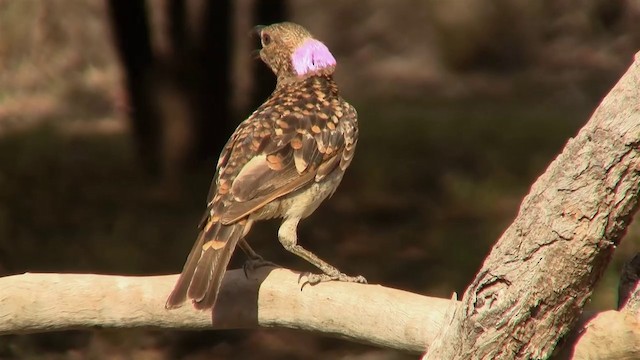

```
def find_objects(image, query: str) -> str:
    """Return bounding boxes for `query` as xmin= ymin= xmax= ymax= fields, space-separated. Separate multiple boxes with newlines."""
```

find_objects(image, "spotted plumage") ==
xmin=166 ymin=22 xmax=364 ymax=310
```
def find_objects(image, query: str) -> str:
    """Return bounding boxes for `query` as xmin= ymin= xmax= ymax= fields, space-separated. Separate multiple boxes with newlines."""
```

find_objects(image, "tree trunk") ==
xmin=424 ymin=52 xmax=640 ymax=359
xmin=107 ymin=0 xmax=161 ymax=174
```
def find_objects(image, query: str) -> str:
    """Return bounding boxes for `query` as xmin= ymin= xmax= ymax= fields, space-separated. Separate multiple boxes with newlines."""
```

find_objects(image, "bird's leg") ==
xmin=238 ymin=239 xmax=279 ymax=277
xmin=238 ymin=238 xmax=263 ymax=260
xmin=278 ymin=217 xmax=367 ymax=286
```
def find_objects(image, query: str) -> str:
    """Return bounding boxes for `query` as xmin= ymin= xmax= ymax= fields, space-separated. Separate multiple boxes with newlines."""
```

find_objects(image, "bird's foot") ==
xmin=300 ymin=271 xmax=367 ymax=289
xmin=243 ymin=256 xmax=279 ymax=278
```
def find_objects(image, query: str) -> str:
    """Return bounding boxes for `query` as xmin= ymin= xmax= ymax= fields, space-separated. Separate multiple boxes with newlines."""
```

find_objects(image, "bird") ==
xmin=166 ymin=22 xmax=366 ymax=310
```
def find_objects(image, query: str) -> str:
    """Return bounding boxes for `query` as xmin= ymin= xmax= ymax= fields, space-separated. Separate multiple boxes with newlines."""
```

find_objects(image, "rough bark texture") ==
xmin=424 ymin=52 xmax=640 ymax=359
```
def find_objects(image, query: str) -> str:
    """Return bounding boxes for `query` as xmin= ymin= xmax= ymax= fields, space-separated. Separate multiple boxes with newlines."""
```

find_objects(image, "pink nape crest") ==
xmin=291 ymin=39 xmax=336 ymax=76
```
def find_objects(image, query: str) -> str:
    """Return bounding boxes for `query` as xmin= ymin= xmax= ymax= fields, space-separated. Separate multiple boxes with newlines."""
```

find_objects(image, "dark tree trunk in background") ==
xmin=107 ymin=0 xmax=161 ymax=175
xmin=108 ymin=0 xmax=287 ymax=182
xmin=106 ymin=0 xmax=230 ymax=180
xmin=106 ymin=0 xmax=288 ymax=181
xmin=196 ymin=0 xmax=233 ymax=162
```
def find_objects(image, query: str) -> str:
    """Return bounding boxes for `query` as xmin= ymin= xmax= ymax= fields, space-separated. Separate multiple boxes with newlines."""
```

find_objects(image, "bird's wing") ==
xmin=166 ymin=90 xmax=357 ymax=309
xmin=206 ymin=94 xmax=358 ymax=225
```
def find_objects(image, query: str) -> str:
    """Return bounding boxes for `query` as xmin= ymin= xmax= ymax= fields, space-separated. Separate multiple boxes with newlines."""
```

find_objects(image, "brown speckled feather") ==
xmin=214 ymin=75 xmax=357 ymax=223
xmin=165 ymin=74 xmax=358 ymax=309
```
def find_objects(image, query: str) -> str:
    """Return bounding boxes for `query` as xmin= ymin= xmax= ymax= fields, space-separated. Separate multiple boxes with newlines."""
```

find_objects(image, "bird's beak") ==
xmin=251 ymin=25 xmax=266 ymax=60
xmin=252 ymin=25 xmax=266 ymax=37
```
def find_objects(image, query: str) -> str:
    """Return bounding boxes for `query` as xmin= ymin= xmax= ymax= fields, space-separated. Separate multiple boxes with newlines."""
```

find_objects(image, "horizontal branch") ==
xmin=0 ymin=268 xmax=452 ymax=353
xmin=1 ymin=269 xmax=639 ymax=358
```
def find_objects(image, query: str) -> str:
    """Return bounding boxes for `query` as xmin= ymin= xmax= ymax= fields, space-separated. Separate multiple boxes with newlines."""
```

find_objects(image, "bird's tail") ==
xmin=165 ymin=219 xmax=247 ymax=310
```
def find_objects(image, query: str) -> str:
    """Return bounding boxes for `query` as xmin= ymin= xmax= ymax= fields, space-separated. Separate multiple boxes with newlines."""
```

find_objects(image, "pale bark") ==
xmin=0 ymin=269 xmax=450 ymax=353
xmin=1 ymin=270 xmax=638 ymax=357
xmin=560 ymin=254 xmax=640 ymax=360
xmin=424 ymin=52 xmax=640 ymax=359
xmin=569 ymin=310 xmax=640 ymax=360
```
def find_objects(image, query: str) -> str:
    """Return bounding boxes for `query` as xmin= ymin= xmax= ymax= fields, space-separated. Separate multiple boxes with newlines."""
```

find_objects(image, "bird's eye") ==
xmin=261 ymin=33 xmax=272 ymax=46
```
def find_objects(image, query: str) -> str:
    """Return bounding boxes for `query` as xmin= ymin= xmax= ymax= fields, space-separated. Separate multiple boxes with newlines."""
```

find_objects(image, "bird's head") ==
xmin=255 ymin=22 xmax=336 ymax=83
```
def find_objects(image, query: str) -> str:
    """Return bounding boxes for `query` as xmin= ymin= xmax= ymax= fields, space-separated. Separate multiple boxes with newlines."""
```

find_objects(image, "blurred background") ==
xmin=1 ymin=0 xmax=639 ymax=359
